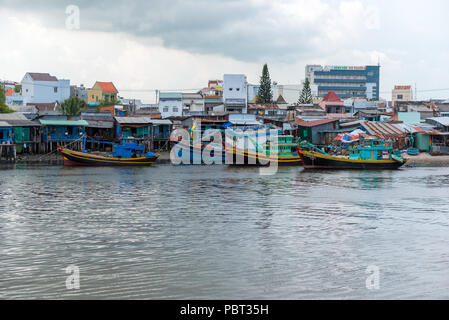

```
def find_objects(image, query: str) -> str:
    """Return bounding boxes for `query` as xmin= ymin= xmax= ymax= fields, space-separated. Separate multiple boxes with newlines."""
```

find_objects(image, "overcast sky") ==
xmin=1 ymin=0 xmax=448 ymax=103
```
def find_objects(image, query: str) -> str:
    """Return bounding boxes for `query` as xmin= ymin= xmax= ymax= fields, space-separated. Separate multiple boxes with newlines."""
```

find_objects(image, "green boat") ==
xmin=297 ymin=139 xmax=408 ymax=170
xmin=226 ymin=133 xmax=302 ymax=166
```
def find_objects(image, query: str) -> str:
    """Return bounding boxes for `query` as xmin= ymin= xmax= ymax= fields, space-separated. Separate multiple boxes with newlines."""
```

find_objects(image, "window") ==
xmin=236 ymin=88 xmax=240 ymax=91
xmin=397 ymin=95 xmax=403 ymax=99
xmin=173 ymin=107 xmax=179 ymax=112
xmin=229 ymin=88 xmax=233 ymax=91
xmin=54 ymin=87 xmax=58 ymax=93
xmin=163 ymin=107 xmax=169 ymax=112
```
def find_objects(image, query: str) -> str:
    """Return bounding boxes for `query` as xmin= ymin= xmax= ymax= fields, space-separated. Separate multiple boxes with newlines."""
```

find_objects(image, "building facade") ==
xmin=158 ymin=92 xmax=183 ymax=118
xmin=306 ymin=65 xmax=380 ymax=100
xmin=182 ymin=93 xmax=205 ymax=115
xmin=21 ymin=72 xmax=70 ymax=105
xmin=70 ymin=84 xmax=88 ymax=103
xmin=223 ymin=74 xmax=247 ymax=113
xmin=392 ymin=85 xmax=413 ymax=106
xmin=88 ymin=82 xmax=118 ymax=103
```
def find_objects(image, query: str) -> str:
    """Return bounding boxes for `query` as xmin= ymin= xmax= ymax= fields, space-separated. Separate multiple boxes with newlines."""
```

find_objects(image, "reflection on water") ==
xmin=1 ymin=164 xmax=449 ymax=299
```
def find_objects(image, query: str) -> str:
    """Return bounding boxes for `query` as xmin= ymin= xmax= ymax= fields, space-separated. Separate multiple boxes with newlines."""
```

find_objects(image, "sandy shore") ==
xmin=404 ymin=153 xmax=449 ymax=167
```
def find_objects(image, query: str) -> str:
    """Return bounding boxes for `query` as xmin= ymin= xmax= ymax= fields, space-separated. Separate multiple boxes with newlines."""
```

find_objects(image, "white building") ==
xmin=223 ymin=74 xmax=247 ymax=113
xmin=21 ymin=72 xmax=70 ymax=105
xmin=182 ymin=93 xmax=205 ymax=115
xmin=158 ymin=92 xmax=183 ymax=118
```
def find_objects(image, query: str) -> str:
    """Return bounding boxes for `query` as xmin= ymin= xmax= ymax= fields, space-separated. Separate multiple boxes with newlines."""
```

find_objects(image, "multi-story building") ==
xmin=88 ymin=81 xmax=118 ymax=103
xmin=158 ymin=92 xmax=183 ymax=118
xmin=182 ymin=93 xmax=205 ymax=115
xmin=21 ymin=72 xmax=70 ymax=105
xmin=392 ymin=85 xmax=413 ymax=106
xmin=70 ymin=84 xmax=88 ymax=103
xmin=306 ymin=65 xmax=380 ymax=100
xmin=223 ymin=74 xmax=247 ymax=113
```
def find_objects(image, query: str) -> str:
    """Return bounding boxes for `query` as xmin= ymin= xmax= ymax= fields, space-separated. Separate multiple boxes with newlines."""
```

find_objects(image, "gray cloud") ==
xmin=0 ymin=0 xmax=344 ymax=62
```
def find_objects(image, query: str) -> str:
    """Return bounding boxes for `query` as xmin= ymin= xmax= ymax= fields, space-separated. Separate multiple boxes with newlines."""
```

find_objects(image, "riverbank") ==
xmin=4 ymin=151 xmax=449 ymax=167
xmin=404 ymin=153 xmax=449 ymax=167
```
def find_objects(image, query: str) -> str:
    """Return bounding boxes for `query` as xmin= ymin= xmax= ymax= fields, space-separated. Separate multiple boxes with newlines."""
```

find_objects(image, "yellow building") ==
xmin=392 ymin=85 xmax=413 ymax=106
xmin=88 ymin=82 xmax=118 ymax=103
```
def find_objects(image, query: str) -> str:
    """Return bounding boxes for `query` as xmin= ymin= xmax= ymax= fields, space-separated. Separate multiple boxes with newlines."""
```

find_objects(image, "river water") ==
xmin=1 ymin=163 xmax=449 ymax=299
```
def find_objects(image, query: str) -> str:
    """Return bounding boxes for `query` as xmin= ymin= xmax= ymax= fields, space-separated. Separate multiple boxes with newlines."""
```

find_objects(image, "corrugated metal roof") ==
xmin=0 ymin=113 xmax=29 ymax=121
xmin=361 ymin=121 xmax=408 ymax=139
xmin=0 ymin=113 xmax=41 ymax=127
xmin=427 ymin=117 xmax=449 ymax=126
xmin=150 ymin=119 xmax=172 ymax=125
xmin=159 ymin=92 xmax=182 ymax=99
xmin=0 ymin=121 xmax=12 ymax=127
xmin=296 ymin=118 xmax=339 ymax=127
xmin=39 ymin=120 xmax=89 ymax=126
xmin=114 ymin=117 xmax=153 ymax=124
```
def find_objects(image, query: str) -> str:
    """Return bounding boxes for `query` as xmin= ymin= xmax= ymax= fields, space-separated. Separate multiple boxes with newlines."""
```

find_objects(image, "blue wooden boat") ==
xmin=58 ymin=138 xmax=159 ymax=166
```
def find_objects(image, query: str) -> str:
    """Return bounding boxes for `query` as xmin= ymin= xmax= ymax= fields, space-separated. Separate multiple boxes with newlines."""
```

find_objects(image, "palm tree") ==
xmin=58 ymin=97 xmax=88 ymax=116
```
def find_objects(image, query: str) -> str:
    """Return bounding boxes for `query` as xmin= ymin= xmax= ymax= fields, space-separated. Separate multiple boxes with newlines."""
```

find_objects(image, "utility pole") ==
xmin=415 ymin=83 xmax=417 ymax=101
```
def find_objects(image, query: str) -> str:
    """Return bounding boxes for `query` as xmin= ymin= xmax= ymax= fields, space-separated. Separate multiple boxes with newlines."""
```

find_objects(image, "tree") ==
xmin=256 ymin=64 xmax=273 ymax=104
xmin=99 ymin=97 xmax=121 ymax=107
xmin=0 ymin=84 xmax=15 ymax=114
xmin=299 ymin=78 xmax=313 ymax=104
xmin=58 ymin=97 xmax=88 ymax=116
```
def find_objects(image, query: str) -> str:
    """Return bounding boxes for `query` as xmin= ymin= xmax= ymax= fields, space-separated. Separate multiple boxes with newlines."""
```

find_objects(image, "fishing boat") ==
xmin=171 ymin=120 xmax=228 ymax=165
xmin=58 ymin=139 xmax=159 ymax=166
xmin=225 ymin=130 xmax=301 ymax=166
xmin=297 ymin=139 xmax=408 ymax=170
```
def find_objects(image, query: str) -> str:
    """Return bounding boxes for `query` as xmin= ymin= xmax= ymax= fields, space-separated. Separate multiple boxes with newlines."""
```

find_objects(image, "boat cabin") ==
xmin=348 ymin=139 xmax=396 ymax=161
xmin=112 ymin=139 xmax=146 ymax=158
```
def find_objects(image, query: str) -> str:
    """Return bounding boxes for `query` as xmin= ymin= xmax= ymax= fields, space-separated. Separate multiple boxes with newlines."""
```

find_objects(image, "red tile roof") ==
xmin=296 ymin=118 xmax=339 ymax=127
xmin=97 ymin=82 xmax=118 ymax=93
xmin=29 ymin=73 xmax=58 ymax=81
xmin=322 ymin=91 xmax=342 ymax=102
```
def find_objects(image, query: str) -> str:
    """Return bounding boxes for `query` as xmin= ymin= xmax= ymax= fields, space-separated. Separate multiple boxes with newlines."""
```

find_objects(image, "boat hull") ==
xmin=298 ymin=149 xmax=408 ymax=170
xmin=58 ymin=146 xmax=159 ymax=166
xmin=226 ymin=146 xmax=302 ymax=166
xmin=171 ymin=142 xmax=226 ymax=165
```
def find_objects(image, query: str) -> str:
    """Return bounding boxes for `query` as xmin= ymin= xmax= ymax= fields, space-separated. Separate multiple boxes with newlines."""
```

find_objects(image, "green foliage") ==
xmin=256 ymin=64 xmax=273 ymax=104
xmin=14 ymin=85 xmax=21 ymax=94
xmin=100 ymin=97 xmax=121 ymax=107
xmin=0 ymin=85 xmax=15 ymax=113
xmin=0 ymin=84 xmax=5 ymax=105
xmin=58 ymin=96 xmax=88 ymax=116
xmin=299 ymin=78 xmax=313 ymax=104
